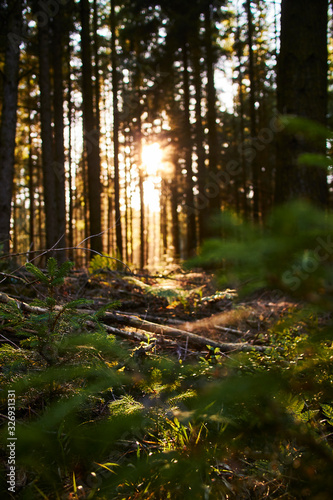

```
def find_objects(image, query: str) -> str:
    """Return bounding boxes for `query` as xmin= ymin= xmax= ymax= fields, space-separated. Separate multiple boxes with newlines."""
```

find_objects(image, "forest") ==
xmin=1 ymin=0 xmax=333 ymax=498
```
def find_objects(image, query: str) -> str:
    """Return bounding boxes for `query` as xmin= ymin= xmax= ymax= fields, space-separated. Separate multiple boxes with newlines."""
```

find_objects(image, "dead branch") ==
xmin=0 ymin=291 xmax=267 ymax=353
xmin=102 ymin=311 xmax=266 ymax=352
xmin=214 ymin=325 xmax=248 ymax=336
xmin=114 ymin=310 xmax=183 ymax=326
xmin=0 ymin=291 xmax=51 ymax=314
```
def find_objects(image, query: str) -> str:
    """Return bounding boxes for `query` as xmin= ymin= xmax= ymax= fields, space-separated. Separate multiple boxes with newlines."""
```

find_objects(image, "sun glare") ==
xmin=142 ymin=142 xmax=163 ymax=176
xmin=130 ymin=143 xmax=163 ymax=213
xmin=139 ymin=142 xmax=163 ymax=212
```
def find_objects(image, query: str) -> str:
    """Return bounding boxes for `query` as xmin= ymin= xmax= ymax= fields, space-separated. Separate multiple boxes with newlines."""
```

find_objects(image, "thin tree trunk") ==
xmin=52 ymin=10 xmax=67 ymax=262
xmin=160 ymin=179 xmax=168 ymax=256
xmin=37 ymin=160 xmax=44 ymax=252
xmin=0 ymin=0 xmax=22 ymax=255
xmin=28 ymin=120 xmax=35 ymax=260
xmin=235 ymin=12 xmax=248 ymax=217
xmin=182 ymin=38 xmax=197 ymax=257
xmin=111 ymin=0 xmax=123 ymax=259
xmin=246 ymin=0 xmax=260 ymax=222
xmin=38 ymin=20 xmax=58 ymax=253
xmin=124 ymin=154 xmax=129 ymax=263
xmin=193 ymin=42 xmax=207 ymax=245
xmin=204 ymin=3 xmax=220 ymax=215
xmin=67 ymin=37 xmax=74 ymax=260
xmin=171 ymin=162 xmax=180 ymax=259
xmin=93 ymin=0 xmax=101 ymax=134
xmin=80 ymin=0 xmax=102 ymax=253
xmin=139 ymin=161 xmax=145 ymax=269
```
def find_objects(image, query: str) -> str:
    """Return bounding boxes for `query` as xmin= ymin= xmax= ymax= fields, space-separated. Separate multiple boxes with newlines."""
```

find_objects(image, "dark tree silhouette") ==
xmin=275 ymin=0 xmax=328 ymax=206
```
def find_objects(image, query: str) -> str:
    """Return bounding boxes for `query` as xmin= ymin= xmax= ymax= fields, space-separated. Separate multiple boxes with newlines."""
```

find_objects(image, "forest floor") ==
xmin=0 ymin=266 xmax=298 ymax=357
xmin=2 ymin=264 xmax=332 ymax=499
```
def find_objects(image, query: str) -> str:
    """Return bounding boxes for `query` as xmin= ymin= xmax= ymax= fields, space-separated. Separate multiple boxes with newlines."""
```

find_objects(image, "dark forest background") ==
xmin=2 ymin=3 xmax=333 ymax=499
xmin=0 ymin=0 xmax=331 ymax=268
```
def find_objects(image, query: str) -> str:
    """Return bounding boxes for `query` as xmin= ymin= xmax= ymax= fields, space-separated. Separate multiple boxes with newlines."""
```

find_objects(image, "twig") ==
xmin=0 ymin=333 xmax=20 ymax=349
xmin=184 ymin=336 xmax=189 ymax=360
xmin=114 ymin=310 xmax=183 ymax=326
xmin=0 ymin=230 xmax=133 ymax=285
xmin=214 ymin=325 xmax=248 ymax=336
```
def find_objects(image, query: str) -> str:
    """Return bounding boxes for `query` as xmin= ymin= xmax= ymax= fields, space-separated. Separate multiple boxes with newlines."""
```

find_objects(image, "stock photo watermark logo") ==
xmin=282 ymin=235 xmax=333 ymax=291
xmin=8 ymin=0 xmax=72 ymax=53
xmin=185 ymin=114 xmax=285 ymax=215
xmin=6 ymin=390 xmax=17 ymax=494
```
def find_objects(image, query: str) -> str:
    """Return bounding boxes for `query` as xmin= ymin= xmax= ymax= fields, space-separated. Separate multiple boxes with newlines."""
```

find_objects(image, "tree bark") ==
xmin=28 ymin=118 xmax=35 ymax=260
xmin=66 ymin=36 xmax=74 ymax=261
xmin=204 ymin=3 xmax=220 ymax=216
xmin=80 ymin=0 xmax=102 ymax=253
xmin=111 ymin=0 xmax=123 ymax=260
xmin=192 ymin=38 xmax=207 ymax=245
xmin=182 ymin=37 xmax=197 ymax=257
xmin=246 ymin=0 xmax=260 ymax=221
xmin=52 ymin=9 xmax=67 ymax=262
xmin=38 ymin=19 xmax=58 ymax=253
xmin=171 ymin=163 xmax=180 ymax=259
xmin=275 ymin=0 xmax=328 ymax=206
xmin=235 ymin=11 xmax=248 ymax=217
xmin=0 ymin=0 xmax=22 ymax=256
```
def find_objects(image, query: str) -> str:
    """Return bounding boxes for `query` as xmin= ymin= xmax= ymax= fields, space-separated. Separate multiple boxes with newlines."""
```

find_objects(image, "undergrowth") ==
xmin=1 ymin=202 xmax=333 ymax=499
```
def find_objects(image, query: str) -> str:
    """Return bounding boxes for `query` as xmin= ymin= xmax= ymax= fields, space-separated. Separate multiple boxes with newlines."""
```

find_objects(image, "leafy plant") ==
xmin=2 ymin=198 xmax=333 ymax=500
xmin=88 ymin=252 xmax=124 ymax=274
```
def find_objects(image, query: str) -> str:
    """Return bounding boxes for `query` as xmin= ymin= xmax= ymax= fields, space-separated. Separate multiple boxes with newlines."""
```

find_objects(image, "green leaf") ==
xmin=25 ymin=262 xmax=49 ymax=284
xmin=62 ymin=298 xmax=94 ymax=310
xmin=47 ymin=257 xmax=59 ymax=278
xmin=93 ymin=301 xmax=121 ymax=319
xmin=280 ymin=115 xmax=333 ymax=142
xmin=322 ymin=404 xmax=333 ymax=426
xmin=51 ymin=260 xmax=74 ymax=286
xmin=298 ymin=153 xmax=332 ymax=169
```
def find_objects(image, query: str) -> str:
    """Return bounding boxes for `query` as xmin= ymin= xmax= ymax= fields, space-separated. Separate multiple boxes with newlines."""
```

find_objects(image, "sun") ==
xmin=139 ymin=142 xmax=163 ymax=212
xmin=130 ymin=143 xmax=163 ymax=212
xmin=142 ymin=142 xmax=163 ymax=177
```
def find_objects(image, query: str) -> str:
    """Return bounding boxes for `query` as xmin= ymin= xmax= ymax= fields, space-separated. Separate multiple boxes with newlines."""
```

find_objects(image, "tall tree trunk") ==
xmin=192 ymin=41 xmax=207 ymax=245
xmin=182 ymin=37 xmax=197 ymax=257
xmin=246 ymin=0 xmax=260 ymax=221
xmin=204 ymin=3 xmax=220 ymax=215
xmin=138 ymin=129 xmax=145 ymax=270
xmin=67 ymin=36 xmax=74 ymax=260
xmin=111 ymin=0 xmax=123 ymax=259
xmin=160 ymin=179 xmax=168 ymax=257
xmin=38 ymin=19 xmax=58 ymax=253
xmin=80 ymin=0 xmax=102 ymax=253
xmin=93 ymin=0 xmax=101 ymax=133
xmin=0 ymin=0 xmax=22 ymax=256
xmin=37 ymin=160 xmax=44 ymax=252
xmin=28 ymin=119 xmax=35 ymax=260
xmin=171 ymin=159 xmax=180 ymax=259
xmin=235 ymin=13 xmax=248 ymax=217
xmin=52 ymin=9 xmax=67 ymax=262
xmin=275 ymin=0 xmax=328 ymax=206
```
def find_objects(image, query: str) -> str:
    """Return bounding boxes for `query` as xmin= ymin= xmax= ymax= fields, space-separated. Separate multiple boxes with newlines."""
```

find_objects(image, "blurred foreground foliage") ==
xmin=194 ymin=200 xmax=333 ymax=303
xmin=1 ymin=202 xmax=333 ymax=499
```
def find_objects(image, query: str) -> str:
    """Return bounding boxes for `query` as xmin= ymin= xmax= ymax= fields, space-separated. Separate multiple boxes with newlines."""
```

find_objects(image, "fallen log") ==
xmin=114 ymin=310 xmax=183 ymax=326
xmin=0 ymin=292 xmax=266 ymax=353
xmin=0 ymin=291 xmax=51 ymax=314
xmin=103 ymin=312 xmax=267 ymax=352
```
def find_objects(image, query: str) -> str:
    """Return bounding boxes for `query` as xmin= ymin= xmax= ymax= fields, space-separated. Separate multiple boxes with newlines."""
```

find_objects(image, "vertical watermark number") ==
xmin=7 ymin=390 xmax=16 ymax=493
